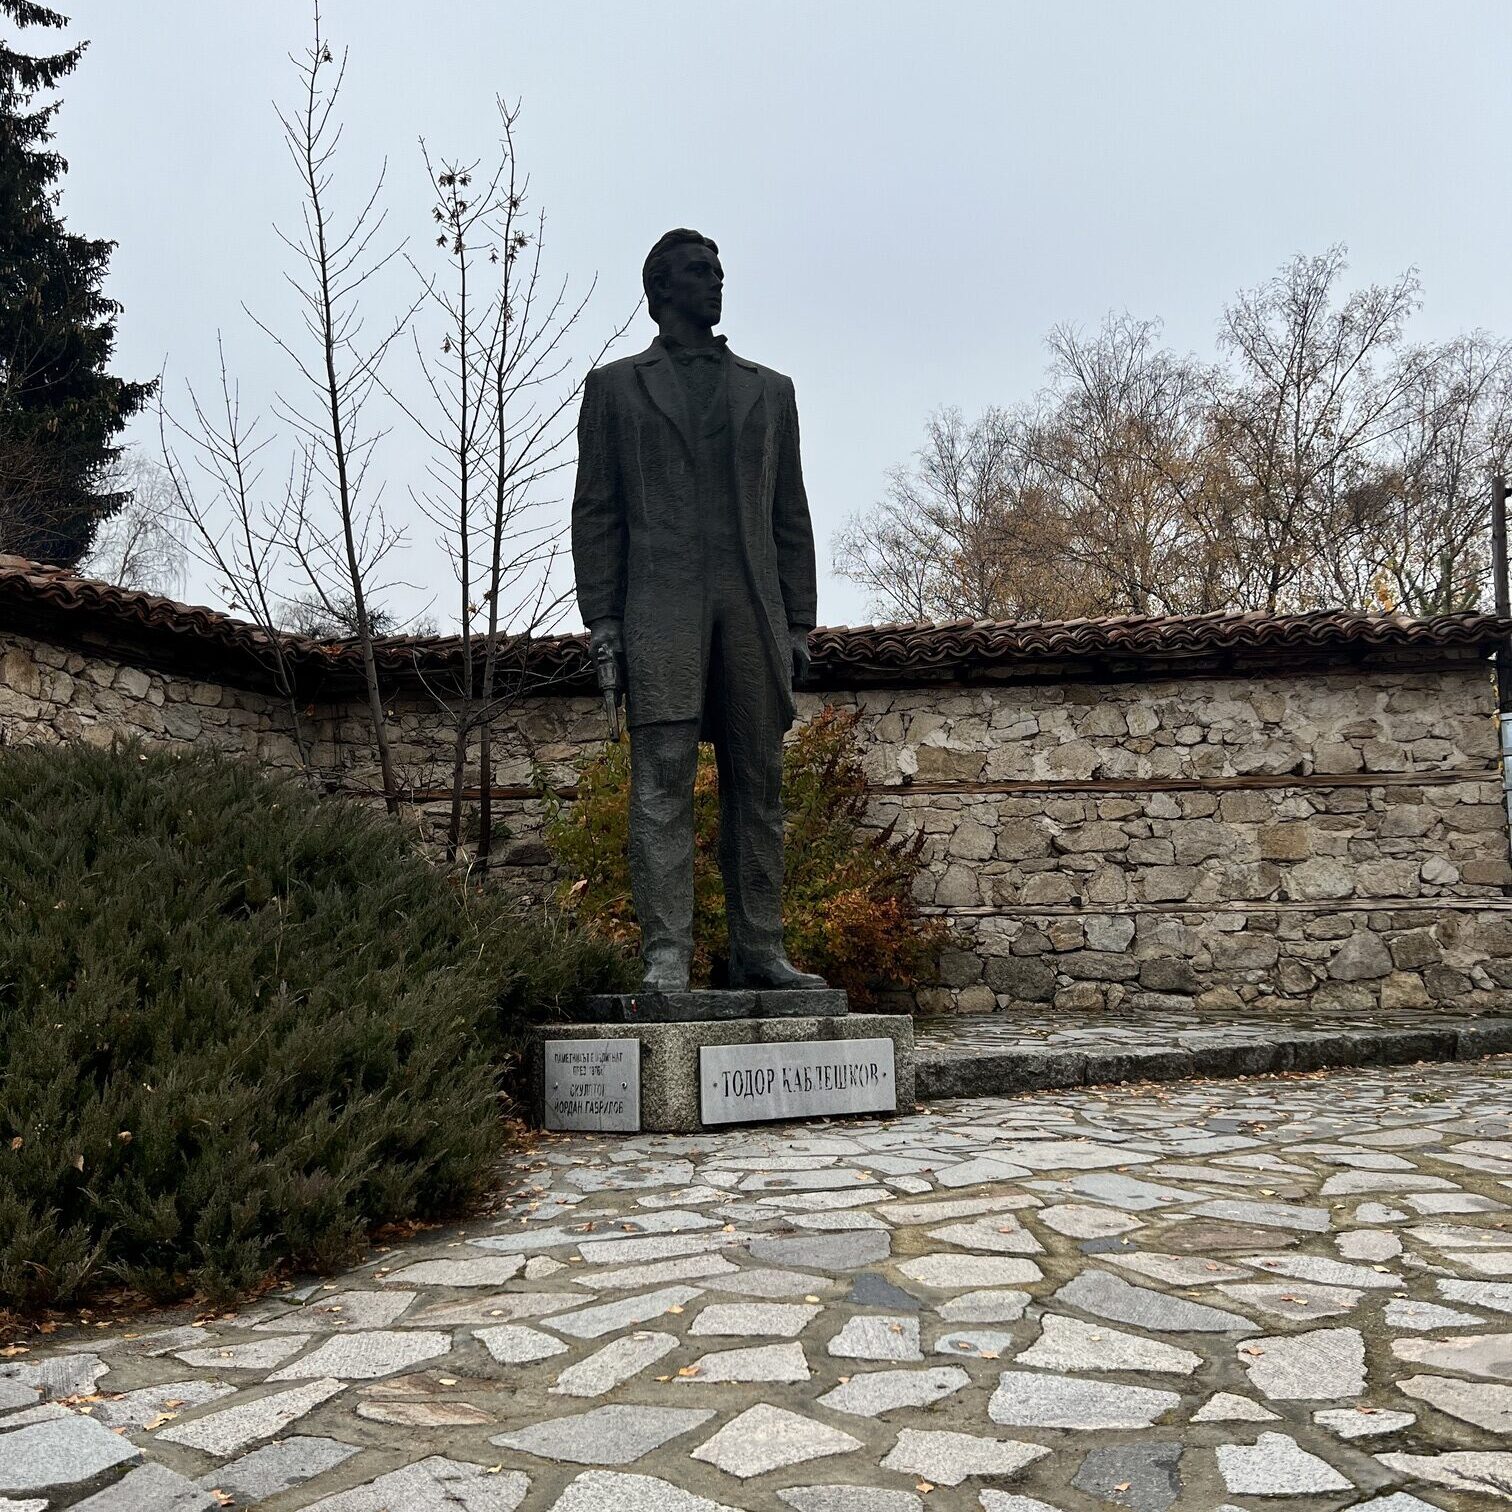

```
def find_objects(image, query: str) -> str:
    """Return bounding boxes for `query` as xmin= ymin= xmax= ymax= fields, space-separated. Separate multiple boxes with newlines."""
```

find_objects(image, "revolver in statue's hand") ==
xmin=789 ymin=625 xmax=812 ymax=688
xmin=589 ymin=620 xmax=626 ymax=741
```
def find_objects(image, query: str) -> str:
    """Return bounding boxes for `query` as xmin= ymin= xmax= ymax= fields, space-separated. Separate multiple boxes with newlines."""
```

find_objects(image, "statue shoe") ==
xmin=730 ymin=956 xmax=828 ymax=991
xmin=640 ymin=958 xmax=690 ymax=994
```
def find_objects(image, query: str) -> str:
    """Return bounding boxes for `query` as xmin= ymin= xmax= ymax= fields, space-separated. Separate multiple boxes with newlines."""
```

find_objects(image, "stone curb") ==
xmin=915 ymin=1016 xmax=1512 ymax=1100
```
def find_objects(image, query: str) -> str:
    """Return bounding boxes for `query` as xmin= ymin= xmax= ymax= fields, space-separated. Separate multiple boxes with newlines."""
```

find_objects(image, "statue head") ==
xmin=642 ymin=228 xmax=722 ymax=328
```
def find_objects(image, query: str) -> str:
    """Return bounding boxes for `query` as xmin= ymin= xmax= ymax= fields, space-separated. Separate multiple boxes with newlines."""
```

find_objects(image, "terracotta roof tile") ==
xmin=804 ymin=608 xmax=1512 ymax=683
xmin=1 ymin=555 xmax=1505 ymax=695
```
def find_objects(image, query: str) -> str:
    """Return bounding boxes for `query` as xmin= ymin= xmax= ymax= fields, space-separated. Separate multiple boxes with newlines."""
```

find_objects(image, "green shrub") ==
xmin=541 ymin=706 xmax=949 ymax=1005
xmin=0 ymin=741 xmax=627 ymax=1313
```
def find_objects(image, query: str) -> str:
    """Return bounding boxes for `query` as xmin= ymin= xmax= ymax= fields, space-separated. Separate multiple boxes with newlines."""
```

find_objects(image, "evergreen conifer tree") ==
xmin=0 ymin=2 xmax=151 ymax=566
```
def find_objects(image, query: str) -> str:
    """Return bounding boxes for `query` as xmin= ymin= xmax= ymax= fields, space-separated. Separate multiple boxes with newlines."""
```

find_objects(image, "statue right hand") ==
xmin=589 ymin=619 xmax=626 ymax=681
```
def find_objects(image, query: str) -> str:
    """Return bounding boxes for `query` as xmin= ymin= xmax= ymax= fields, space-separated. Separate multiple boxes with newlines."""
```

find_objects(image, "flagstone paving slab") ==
xmin=491 ymin=1404 xmax=714 ymax=1466
xmin=933 ymin=1328 xmax=1016 ymax=1357
xmin=1375 ymin=1450 xmax=1512 ymax=1495
xmin=354 ymin=1397 xmax=494 ymax=1426
xmin=848 ymin=1274 xmax=921 ymax=1310
xmin=1241 ymin=1252 xmax=1405 ymax=1288
xmin=879 ymin=1427 xmax=1048 ymax=1485
xmin=987 ymin=1371 xmax=1181 ymax=1429
xmin=1053 ymin=1269 xmax=1254 ymax=1332
xmin=687 ymin=1301 xmax=819 ymax=1337
xmin=266 ymin=1328 xmax=452 ymax=1380
xmin=1437 ymin=1277 xmax=1512 ymax=1311
xmin=153 ymin=1377 xmax=344 ymax=1455
xmin=547 ymin=1286 xmax=704 ymax=1339
xmin=937 ymin=1288 xmax=1031 ymax=1323
xmin=1191 ymin=1391 xmax=1278 ymax=1422
xmin=254 ymin=1289 xmax=415 ymax=1331
xmin=1218 ymin=1281 xmax=1363 ymax=1319
xmin=1036 ymin=1203 xmax=1142 ymax=1238
xmin=575 ymin=1254 xmax=737 ymax=1289
xmin=690 ymin=1403 xmax=862 ymax=1478
xmin=1390 ymin=1331 xmax=1512 ymax=1377
xmin=88 ymin=1379 xmax=234 ymax=1430
xmin=381 ymin=1256 xmax=525 ymax=1287
xmin=299 ymin=1455 xmax=529 ymax=1510
xmin=9 ymin=1055 xmax=1512 ymax=1509
xmin=1216 ymin=1431 xmax=1353 ymax=1493
xmin=1384 ymin=1297 xmax=1484 ymax=1330
xmin=679 ymin=1341 xmax=810 ymax=1383
xmin=472 ymin=1323 xmax=568 ymax=1364
xmin=827 ymin=1314 xmax=922 ymax=1360
xmin=1072 ymin=1443 xmax=1182 ymax=1512
xmin=547 ymin=1469 xmax=739 ymax=1511
xmin=0 ymin=1354 xmax=107 ymax=1400
xmin=175 ymin=1334 xmax=310 ymax=1371
xmin=1314 ymin=1405 xmax=1416 ymax=1438
xmin=1398 ymin=1371 xmax=1512 ymax=1430
xmin=897 ymin=1254 xmax=1042 ymax=1289
xmin=1241 ymin=1326 xmax=1367 ymax=1399
xmin=779 ymin=1485 xmax=923 ymax=1512
xmin=748 ymin=1232 xmax=891 ymax=1270
xmin=978 ymin=1498 xmax=1065 ymax=1512
xmin=1015 ymin=1313 xmax=1202 ymax=1374
xmin=0 ymin=1416 xmax=142 ymax=1494
xmin=817 ymin=1365 xmax=969 ymax=1416
xmin=66 ymin=1462 xmax=217 ymax=1511
xmin=551 ymin=1332 xmax=680 ymax=1397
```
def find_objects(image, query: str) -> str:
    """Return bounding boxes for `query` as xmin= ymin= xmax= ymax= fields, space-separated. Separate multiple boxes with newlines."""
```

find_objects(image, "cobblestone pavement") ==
xmin=4 ymin=1059 xmax=1512 ymax=1510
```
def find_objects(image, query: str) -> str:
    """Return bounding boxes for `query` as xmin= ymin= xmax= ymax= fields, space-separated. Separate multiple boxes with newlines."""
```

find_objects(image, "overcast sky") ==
xmin=53 ymin=0 xmax=1512 ymax=630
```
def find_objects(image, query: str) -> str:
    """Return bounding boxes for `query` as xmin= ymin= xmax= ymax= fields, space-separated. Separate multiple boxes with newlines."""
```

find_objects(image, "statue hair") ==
xmin=642 ymin=228 xmax=718 ymax=321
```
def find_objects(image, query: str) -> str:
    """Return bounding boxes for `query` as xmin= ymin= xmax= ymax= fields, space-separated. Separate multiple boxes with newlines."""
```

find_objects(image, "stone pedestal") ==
xmin=571 ymin=988 xmax=850 ymax=1022
xmin=527 ymin=1009 xmax=915 ymax=1134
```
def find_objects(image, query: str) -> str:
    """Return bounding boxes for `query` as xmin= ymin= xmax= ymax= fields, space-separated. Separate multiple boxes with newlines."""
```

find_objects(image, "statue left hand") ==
xmin=789 ymin=625 xmax=812 ymax=686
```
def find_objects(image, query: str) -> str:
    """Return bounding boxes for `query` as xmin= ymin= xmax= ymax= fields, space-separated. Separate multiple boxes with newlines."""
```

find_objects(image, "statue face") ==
xmin=657 ymin=242 xmax=723 ymax=327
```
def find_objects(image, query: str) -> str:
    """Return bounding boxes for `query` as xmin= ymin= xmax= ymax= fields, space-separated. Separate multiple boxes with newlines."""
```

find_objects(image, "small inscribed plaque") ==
xmin=701 ymin=1038 xmax=895 ymax=1126
xmin=544 ymin=1038 xmax=640 ymax=1132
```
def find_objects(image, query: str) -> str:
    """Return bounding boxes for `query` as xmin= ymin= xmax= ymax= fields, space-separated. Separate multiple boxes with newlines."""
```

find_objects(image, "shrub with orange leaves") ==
xmin=540 ymin=706 xmax=948 ymax=1006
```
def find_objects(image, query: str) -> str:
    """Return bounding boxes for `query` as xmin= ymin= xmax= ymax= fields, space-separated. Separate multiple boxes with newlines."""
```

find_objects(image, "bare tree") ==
xmin=833 ymin=406 xmax=1085 ymax=622
xmin=158 ymin=341 xmax=318 ymax=774
xmin=398 ymin=135 xmax=507 ymax=858
xmin=836 ymin=249 xmax=1507 ymax=625
xmin=79 ymin=448 xmax=186 ymax=595
xmin=1362 ymin=334 xmax=1512 ymax=613
xmin=250 ymin=4 xmax=420 ymax=813
xmin=398 ymin=100 xmax=633 ymax=863
xmin=1211 ymin=246 xmax=1421 ymax=613
xmin=831 ymin=495 xmax=936 ymax=622
xmin=836 ymin=327 xmax=1220 ymax=625
xmin=1028 ymin=316 xmax=1223 ymax=615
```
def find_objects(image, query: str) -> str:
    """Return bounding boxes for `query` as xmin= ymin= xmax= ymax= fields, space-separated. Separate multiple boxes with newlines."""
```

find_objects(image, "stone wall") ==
xmin=309 ymin=655 xmax=1512 ymax=1017
xmin=4 ymin=620 xmax=1510 ymax=1017
xmin=0 ymin=631 xmax=310 ymax=770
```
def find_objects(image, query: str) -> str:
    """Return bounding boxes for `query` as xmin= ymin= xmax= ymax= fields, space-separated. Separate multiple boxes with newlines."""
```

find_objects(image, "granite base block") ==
xmin=573 ymin=988 xmax=849 ymax=1023
xmin=527 ymin=1013 xmax=915 ymax=1133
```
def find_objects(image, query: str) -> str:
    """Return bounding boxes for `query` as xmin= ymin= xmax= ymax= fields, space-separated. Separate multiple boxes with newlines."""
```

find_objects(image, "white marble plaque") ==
xmin=544 ymin=1039 xmax=640 ymax=1132
xmin=701 ymin=1038 xmax=895 ymax=1125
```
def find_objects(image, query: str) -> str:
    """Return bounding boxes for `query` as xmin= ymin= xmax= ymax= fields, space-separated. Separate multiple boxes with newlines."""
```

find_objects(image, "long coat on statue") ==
xmin=570 ymin=339 xmax=818 ymax=731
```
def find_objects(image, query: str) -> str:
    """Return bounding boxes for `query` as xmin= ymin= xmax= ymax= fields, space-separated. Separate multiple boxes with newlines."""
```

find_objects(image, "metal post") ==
xmin=1493 ymin=476 xmax=1512 ymax=836
xmin=1494 ymin=473 xmax=1510 ymax=660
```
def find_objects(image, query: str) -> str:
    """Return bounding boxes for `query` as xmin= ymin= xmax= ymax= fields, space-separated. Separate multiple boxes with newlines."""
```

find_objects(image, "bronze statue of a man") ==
xmin=571 ymin=229 xmax=826 ymax=995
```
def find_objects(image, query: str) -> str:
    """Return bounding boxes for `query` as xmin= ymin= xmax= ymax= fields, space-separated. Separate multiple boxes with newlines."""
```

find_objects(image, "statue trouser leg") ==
xmin=706 ymin=606 xmax=786 ymax=977
xmin=711 ymin=713 xmax=786 ymax=976
xmin=628 ymin=718 xmax=700 ymax=988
